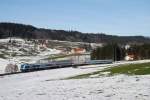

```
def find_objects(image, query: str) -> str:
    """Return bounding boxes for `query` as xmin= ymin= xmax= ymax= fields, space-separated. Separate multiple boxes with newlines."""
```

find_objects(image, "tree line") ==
xmin=0 ymin=22 xmax=150 ymax=44
xmin=91 ymin=44 xmax=150 ymax=61
xmin=127 ymin=44 xmax=150 ymax=60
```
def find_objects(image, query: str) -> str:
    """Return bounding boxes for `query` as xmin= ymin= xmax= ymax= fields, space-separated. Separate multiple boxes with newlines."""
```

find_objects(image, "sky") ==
xmin=0 ymin=0 xmax=150 ymax=36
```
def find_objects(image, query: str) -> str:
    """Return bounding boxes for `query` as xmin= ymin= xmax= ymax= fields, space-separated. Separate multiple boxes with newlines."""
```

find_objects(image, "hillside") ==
xmin=0 ymin=22 xmax=150 ymax=44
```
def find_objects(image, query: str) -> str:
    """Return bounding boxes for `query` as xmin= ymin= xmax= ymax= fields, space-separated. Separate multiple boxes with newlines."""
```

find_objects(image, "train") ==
xmin=20 ymin=60 xmax=73 ymax=72
xmin=20 ymin=59 xmax=113 ymax=72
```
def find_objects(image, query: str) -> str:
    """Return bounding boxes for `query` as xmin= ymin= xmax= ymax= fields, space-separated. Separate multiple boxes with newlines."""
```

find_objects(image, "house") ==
xmin=125 ymin=54 xmax=135 ymax=61
xmin=124 ymin=44 xmax=136 ymax=61
xmin=70 ymin=48 xmax=90 ymax=64
xmin=71 ymin=53 xmax=91 ymax=64
xmin=71 ymin=48 xmax=86 ymax=54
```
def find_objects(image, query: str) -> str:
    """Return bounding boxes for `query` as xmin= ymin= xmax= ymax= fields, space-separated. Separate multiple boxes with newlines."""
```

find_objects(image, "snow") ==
xmin=0 ymin=38 xmax=24 ymax=43
xmin=0 ymin=58 xmax=9 ymax=74
xmin=38 ymin=48 xmax=61 ymax=56
xmin=0 ymin=69 xmax=150 ymax=100
xmin=0 ymin=61 xmax=150 ymax=100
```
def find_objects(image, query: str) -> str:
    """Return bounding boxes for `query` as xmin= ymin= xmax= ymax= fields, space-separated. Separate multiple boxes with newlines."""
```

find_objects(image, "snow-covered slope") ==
xmin=0 ymin=38 xmax=61 ymax=74
xmin=0 ymin=66 xmax=149 ymax=100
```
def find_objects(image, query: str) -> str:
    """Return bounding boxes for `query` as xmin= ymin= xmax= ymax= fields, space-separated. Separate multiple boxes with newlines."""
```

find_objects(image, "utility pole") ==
xmin=113 ymin=44 xmax=117 ymax=62
xmin=9 ymin=32 xmax=12 ymax=62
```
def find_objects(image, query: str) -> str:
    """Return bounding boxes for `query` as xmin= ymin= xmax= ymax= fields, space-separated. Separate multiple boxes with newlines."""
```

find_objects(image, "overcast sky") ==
xmin=0 ymin=0 xmax=150 ymax=36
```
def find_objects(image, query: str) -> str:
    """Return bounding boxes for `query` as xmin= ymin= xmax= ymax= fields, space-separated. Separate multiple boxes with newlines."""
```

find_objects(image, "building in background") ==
xmin=70 ymin=48 xmax=90 ymax=64
xmin=71 ymin=48 xmax=86 ymax=54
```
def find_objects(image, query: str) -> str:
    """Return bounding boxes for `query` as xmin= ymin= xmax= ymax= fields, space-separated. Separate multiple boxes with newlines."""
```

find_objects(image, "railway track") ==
xmin=0 ymin=63 xmax=89 ymax=77
xmin=0 ymin=60 xmax=113 ymax=77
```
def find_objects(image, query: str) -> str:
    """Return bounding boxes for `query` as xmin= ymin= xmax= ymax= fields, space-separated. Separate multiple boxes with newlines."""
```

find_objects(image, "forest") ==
xmin=91 ymin=44 xmax=150 ymax=61
xmin=0 ymin=22 xmax=150 ymax=44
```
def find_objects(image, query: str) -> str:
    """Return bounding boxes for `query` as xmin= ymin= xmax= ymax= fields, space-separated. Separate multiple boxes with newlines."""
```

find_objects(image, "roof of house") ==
xmin=72 ymin=48 xmax=85 ymax=52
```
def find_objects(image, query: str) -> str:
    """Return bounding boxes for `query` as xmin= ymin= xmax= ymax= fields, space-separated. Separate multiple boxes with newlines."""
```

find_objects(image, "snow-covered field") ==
xmin=0 ymin=62 xmax=150 ymax=100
